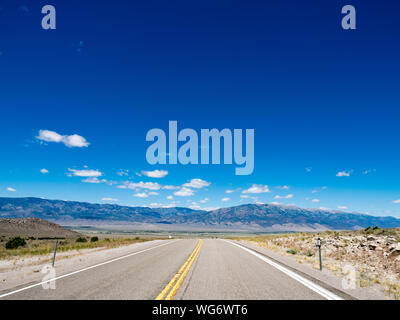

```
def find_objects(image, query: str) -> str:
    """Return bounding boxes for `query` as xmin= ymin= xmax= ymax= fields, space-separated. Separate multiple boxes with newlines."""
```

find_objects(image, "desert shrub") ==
xmin=363 ymin=227 xmax=373 ymax=234
xmin=90 ymin=236 xmax=99 ymax=242
xmin=76 ymin=237 xmax=87 ymax=243
xmin=135 ymin=236 xmax=140 ymax=240
xmin=304 ymin=251 xmax=314 ymax=257
xmin=5 ymin=237 xmax=26 ymax=249
xmin=286 ymin=249 xmax=297 ymax=255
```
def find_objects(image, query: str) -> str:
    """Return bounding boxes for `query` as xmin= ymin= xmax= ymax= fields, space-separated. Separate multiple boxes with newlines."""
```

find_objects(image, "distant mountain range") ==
xmin=1 ymin=197 xmax=399 ymax=232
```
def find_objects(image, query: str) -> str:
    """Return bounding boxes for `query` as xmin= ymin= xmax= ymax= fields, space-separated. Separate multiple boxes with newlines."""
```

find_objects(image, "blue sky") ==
xmin=1 ymin=0 xmax=400 ymax=216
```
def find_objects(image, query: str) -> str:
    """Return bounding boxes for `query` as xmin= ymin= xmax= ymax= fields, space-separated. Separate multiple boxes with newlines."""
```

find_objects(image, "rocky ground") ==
xmin=238 ymin=227 xmax=400 ymax=299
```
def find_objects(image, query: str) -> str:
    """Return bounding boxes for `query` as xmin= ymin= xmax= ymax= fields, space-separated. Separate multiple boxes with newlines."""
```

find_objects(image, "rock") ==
xmin=369 ymin=244 xmax=377 ymax=250
xmin=387 ymin=237 xmax=397 ymax=244
xmin=389 ymin=244 xmax=400 ymax=257
xmin=367 ymin=236 xmax=376 ymax=241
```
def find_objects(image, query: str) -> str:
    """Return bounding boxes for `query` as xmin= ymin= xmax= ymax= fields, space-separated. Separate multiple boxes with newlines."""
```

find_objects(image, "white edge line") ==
xmin=223 ymin=240 xmax=343 ymax=300
xmin=0 ymin=239 xmax=180 ymax=299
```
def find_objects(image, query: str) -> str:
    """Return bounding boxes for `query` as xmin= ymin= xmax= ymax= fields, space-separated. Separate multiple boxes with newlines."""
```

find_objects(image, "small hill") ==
xmin=0 ymin=218 xmax=81 ymax=238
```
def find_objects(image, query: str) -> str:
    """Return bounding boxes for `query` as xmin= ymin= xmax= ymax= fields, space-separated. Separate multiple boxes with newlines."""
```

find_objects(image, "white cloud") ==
xmin=311 ymin=199 xmax=320 ymax=203
xmin=117 ymin=169 xmax=129 ymax=176
xmin=141 ymin=170 xmax=168 ymax=178
xmin=162 ymin=185 xmax=179 ymax=190
xmin=37 ymin=130 xmax=89 ymax=148
xmin=82 ymin=177 xmax=107 ymax=184
xmin=183 ymin=179 xmax=211 ymax=189
xmin=363 ymin=169 xmax=376 ymax=175
xmin=40 ymin=168 xmax=49 ymax=174
xmin=148 ymin=192 xmax=159 ymax=196
xmin=102 ymin=198 xmax=118 ymax=202
xmin=319 ymin=207 xmax=331 ymax=211
xmin=203 ymin=207 xmax=220 ymax=211
xmin=305 ymin=167 xmax=312 ymax=172
xmin=174 ymin=187 xmax=195 ymax=197
xmin=68 ymin=168 xmax=102 ymax=177
xmin=277 ymin=185 xmax=290 ymax=190
xmin=221 ymin=197 xmax=230 ymax=202
xmin=226 ymin=188 xmax=241 ymax=194
xmin=149 ymin=203 xmax=176 ymax=208
xmin=167 ymin=195 xmax=174 ymax=200
xmin=121 ymin=181 xmax=161 ymax=191
xmin=338 ymin=206 xmax=348 ymax=210
xmin=189 ymin=205 xmax=219 ymax=211
xmin=7 ymin=187 xmax=16 ymax=192
xmin=392 ymin=200 xmax=400 ymax=204
xmin=199 ymin=198 xmax=209 ymax=203
xmin=313 ymin=186 xmax=327 ymax=193
xmin=274 ymin=194 xmax=293 ymax=199
xmin=242 ymin=184 xmax=270 ymax=194
xmin=336 ymin=170 xmax=351 ymax=177
xmin=134 ymin=192 xmax=149 ymax=198
xmin=189 ymin=205 xmax=202 ymax=210
xmin=270 ymin=202 xmax=281 ymax=205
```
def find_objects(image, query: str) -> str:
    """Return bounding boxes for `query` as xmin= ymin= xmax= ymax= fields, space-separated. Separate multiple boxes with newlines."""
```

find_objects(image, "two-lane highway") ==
xmin=0 ymin=239 xmax=344 ymax=300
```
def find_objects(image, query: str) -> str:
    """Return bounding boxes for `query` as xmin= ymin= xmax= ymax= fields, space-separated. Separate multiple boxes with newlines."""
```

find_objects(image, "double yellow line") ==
xmin=156 ymin=239 xmax=202 ymax=300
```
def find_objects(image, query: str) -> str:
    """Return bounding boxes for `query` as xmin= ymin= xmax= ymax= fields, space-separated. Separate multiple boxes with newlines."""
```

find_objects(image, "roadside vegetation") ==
xmin=233 ymin=227 xmax=400 ymax=299
xmin=0 ymin=236 xmax=150 ymax=259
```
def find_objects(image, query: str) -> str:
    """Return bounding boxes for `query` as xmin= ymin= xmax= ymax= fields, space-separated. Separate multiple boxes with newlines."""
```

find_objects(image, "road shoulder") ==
xmin=233 ymin=239 xmax=387 ymax=300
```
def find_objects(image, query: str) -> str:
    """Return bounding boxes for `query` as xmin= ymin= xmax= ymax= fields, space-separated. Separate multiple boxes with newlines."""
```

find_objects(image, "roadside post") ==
xmin=52 ymin=240 xmax=58 ymax=267
xmin=317 ymin=238 xmax=322 ymax=271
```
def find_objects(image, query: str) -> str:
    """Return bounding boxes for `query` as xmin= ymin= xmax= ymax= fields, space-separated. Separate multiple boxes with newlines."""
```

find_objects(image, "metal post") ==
xmin=52 ymin=240 xmax=58 ymax=267
xmin=317 ymin=237 xmax=322 ymax=271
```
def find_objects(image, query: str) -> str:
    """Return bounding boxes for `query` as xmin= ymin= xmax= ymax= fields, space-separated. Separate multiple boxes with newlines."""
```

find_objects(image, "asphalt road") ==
xmin=0 ymin=239 xmax=344 ymax=300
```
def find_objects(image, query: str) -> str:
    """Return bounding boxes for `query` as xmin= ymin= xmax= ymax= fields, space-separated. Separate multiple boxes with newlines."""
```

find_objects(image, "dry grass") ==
xmin=0 ymin=237 xmax=151 ymax=260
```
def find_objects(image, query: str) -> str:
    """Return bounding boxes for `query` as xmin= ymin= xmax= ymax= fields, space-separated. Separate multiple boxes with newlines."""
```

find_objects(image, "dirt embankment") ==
xmin=0 ymin=218 xmax=81 ymax=239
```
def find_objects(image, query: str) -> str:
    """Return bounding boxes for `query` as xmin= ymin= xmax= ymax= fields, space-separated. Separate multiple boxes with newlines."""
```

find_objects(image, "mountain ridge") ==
xmin=0 ymin=197 xmax=399 ymax=232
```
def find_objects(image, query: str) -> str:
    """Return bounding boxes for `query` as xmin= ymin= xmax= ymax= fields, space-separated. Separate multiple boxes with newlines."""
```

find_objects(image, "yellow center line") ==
xmin=155 ymin=239 xmax=202 ymax=300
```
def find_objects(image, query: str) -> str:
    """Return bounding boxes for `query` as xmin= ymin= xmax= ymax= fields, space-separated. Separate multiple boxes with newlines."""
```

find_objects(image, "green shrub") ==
xmin=286 ymin=249 xmax=297 ymax=255
xmin=90 ymin=236 xmax=99 ymax=242
xmin=76 ymin=237 xmax=87 ymax=243
xmin=135 ymin=236 xmax=140 ymax=240
xmin=5 ymin=237 xmax=26 ymax=249
xmin=305 ymin=251 xmax=314 ymax=257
